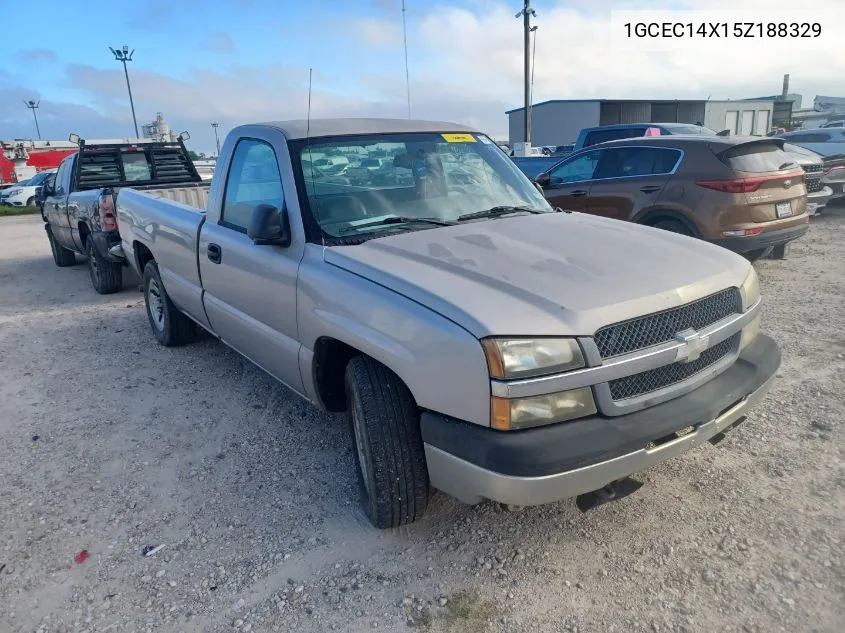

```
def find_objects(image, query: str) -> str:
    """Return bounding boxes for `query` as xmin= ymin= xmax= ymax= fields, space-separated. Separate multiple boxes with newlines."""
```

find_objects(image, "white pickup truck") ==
xmin=115 ymin=119 xmax=780 ymax=529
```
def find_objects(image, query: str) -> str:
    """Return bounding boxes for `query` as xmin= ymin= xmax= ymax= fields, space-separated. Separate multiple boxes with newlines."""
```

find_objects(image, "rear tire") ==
xmin=771 ymin=243 xmax=791 ymax=260
xmin=650 ymin=218 xmax=692 ymax=236
xmin=142 ymin=261 xmax=195 ymax=346
xmin=86 ymin=238 xmax=122 ymax=294
xmin=47 ymin=228 xmax=76 ymax=267
xmin=344 ymin=356 xmax=429 ymax=529
xmin=744 ymin=248 xmax=771 ymax=262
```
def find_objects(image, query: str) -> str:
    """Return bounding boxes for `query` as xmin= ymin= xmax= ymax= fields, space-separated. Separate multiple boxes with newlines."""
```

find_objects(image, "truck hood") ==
xmin=323 ymin=213 xmax=749 ymax=337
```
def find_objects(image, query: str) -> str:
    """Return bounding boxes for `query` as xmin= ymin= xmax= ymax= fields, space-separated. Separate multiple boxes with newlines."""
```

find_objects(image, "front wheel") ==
xmin=86 ymin=238 xmax=122 ymax=294
xmin=344 ymin=356 xmax=429 ymax=529
xmin=142 ymin=261 xmax=196 ymax=346
xmin=47 ymin=228 xmax=76 ymax=267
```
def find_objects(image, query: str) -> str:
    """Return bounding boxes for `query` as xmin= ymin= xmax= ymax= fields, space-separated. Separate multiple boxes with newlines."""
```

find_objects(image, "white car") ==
xmin=0 ymin=170 xmax=56 ymax=207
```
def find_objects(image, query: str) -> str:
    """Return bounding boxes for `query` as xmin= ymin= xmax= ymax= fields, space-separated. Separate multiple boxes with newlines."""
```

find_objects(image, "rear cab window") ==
xmin=584 ymin=128 xmax=647 ymax=148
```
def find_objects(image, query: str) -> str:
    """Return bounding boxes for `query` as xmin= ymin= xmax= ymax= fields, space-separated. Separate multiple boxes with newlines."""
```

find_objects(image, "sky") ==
xmin=2 ymin=0 xmax=845 ymax=154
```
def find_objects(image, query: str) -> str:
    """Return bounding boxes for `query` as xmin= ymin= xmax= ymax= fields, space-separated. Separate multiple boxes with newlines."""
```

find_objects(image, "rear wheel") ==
xmin=344 ymin=356 xmax=429 ymax=529
xmin=650 ymin=218 xmax=693 ymax=236
xmin=86 ymin=239 xmax=122 ymax=294
xmin=744 ymin=248 xmax=771 ymax=262
xmin=771 ymin=243 xmax=791 ymax=260
xmin=143 ymin=261 xmax=195 ymax=346
xmin=47 ymin=228 xmax=76 ymax=267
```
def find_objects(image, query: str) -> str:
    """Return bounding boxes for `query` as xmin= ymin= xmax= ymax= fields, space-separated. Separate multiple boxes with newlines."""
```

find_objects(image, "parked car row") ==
xmin=39 ymin=119 xmax=781 ymax=529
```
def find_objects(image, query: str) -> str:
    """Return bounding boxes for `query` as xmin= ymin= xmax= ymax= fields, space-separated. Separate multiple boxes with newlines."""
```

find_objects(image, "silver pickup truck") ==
xmin=116 ymin=119 xmax=780 ymax=529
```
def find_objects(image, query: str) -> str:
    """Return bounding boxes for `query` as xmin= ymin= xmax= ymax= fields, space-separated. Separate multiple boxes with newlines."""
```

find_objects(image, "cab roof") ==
xmin=250 ymin=118 xmax=479 ymax=140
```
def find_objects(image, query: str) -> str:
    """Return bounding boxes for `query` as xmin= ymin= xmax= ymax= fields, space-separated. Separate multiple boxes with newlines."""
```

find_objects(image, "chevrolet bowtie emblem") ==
xmin=675 ymin=329 xmax=709 ymax=363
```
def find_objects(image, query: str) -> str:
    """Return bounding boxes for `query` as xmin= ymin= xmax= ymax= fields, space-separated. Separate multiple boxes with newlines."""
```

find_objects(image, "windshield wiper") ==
xmin=338 ymin=216 xmax=456 ymax=234
xmin=778 ymin=161 xmax=797 ymax=170
xmin=457 ymin=206 xmax=546 ymax=222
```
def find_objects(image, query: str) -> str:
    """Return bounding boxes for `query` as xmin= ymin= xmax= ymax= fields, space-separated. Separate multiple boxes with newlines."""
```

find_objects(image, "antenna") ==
xmin=305 ymin=68 xmax=325 ymax=248
xmin=402 ymin=0 xmax=411 ymax=119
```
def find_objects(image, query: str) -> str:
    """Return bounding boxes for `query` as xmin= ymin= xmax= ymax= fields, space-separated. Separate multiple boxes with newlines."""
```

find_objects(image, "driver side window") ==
xmin=549 ymin=150 xmax=601 ymax=185
xmin=222 ymin=139 xmax=284 ymax=232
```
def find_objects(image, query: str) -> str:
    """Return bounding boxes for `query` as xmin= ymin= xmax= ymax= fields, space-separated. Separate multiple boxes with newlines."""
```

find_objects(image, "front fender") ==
xmin=296 ymin=248 xmax=492 ymax=427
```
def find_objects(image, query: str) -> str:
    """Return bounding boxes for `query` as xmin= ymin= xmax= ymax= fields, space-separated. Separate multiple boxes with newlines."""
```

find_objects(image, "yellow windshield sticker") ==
xmin=441 ymin=133 xmax=476 ymax=143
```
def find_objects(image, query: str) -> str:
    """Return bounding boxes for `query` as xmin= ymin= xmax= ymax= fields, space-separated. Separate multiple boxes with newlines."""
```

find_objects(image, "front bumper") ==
xmin=1 ymin=192 xmax=27 ymax=206
xmin=712 ymin=221 xmax=809 ymax=254
xmin=806 ymin=186 xmax=834 ymax=215
xmin=422 ymin=334 xmax=780 ymax=507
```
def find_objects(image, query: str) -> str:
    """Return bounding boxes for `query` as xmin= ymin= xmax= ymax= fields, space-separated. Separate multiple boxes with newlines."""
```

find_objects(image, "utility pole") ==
xmin=24 ymin=100 xmax=41 ymax=140
xmin=110 ymin=46 xmax=139 ymax=137
xmin=515 ymin=1 xmax=536 ymax=147
xmin=211 ymin=122 xmax=221 ymax=156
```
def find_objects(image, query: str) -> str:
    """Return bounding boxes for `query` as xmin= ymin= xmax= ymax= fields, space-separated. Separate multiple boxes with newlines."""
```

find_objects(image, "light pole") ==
xmin=515 ymin=1 xmax=536 ymax=147
xmin=211 ymin=122 xmax=221 ymax=157
xmin=110 ymin=45 xmax=139 ymax=137
xmin=24 ymin=100 xmax=41 ymax=140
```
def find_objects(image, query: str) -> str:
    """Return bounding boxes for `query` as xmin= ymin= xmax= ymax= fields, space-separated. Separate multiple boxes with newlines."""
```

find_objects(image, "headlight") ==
xmin=7 ymin=188 xmax=21 ymax=195
xmin=481 ymin=338 xmax=585 ymax=380
xmin=740 ymin=266 xmax=759 ymax=309
xmin=491 ymin=388 xmax=597 ymax=430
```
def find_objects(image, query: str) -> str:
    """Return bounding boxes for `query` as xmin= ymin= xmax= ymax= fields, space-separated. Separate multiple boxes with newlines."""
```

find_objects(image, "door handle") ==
xmin=207 ymin=243 xmax=222 ymax=264
xmin=640 ymin=185 xmax=662 ymax=193
xmin=571 ymin=190 xmax=588 ymax=197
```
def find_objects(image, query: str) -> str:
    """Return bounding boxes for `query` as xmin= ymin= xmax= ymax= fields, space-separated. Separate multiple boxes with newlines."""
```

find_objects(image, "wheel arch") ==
xmin=635 ymin=208 xmax=702 ymax=237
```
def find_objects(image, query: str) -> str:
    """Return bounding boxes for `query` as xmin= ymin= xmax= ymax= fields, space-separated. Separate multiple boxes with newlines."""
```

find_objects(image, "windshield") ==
xmin=24 ymin=172 xmax=52 ymax=186
xmin=293 ymin=132 xmax=551 ymax=241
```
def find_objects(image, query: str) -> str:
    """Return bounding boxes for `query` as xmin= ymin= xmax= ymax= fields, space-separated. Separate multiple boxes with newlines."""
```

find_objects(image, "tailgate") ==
xmin=714 ymin=139 xmax=807 ymax=224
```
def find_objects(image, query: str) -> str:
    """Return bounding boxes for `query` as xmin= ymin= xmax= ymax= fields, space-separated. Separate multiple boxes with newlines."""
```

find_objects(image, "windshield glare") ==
xmin=296 ymin=132 xmax=551 ymax=239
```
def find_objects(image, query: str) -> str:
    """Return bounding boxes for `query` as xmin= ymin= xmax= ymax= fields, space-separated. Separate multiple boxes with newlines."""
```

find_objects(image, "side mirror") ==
xmin=717 ymin=129 xmax=731 ymax=137
xmin=535 ymin=173 xmax=550 ymax=187
xmin=41 ymin=182 xmax=54 ymax=197
xmin=247 ymin=203 xmax=290 ymax=246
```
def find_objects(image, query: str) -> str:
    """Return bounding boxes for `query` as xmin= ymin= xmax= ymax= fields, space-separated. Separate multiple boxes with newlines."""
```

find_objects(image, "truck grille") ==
xmin=802 ymin=164 xmax=824 ymax=193
xmin=608 ymin=333 xmax=740 ymax=400
xmin=806 ymin=174 xmax=822 ymax=193
xmin=593 ymin=288 xmax=743 ymax=359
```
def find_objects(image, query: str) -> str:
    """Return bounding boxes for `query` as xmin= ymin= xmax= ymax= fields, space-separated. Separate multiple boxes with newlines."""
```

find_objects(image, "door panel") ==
xmin=45 ymin=156 xmax=75 ymax=250
xmin=199 ymin=224 xmax=304 ymax=393
xmin=541 ymin=150 xmax=601 ymax=212
xmin=585 ymin=146 xmax=681 ymax=222
xmin=198 ymin=137 xmax=305 ymax=394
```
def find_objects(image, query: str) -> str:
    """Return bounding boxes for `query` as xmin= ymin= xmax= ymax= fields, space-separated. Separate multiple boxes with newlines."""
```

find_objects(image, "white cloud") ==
xmin=2 ymin=0 xmax=845 ymax=152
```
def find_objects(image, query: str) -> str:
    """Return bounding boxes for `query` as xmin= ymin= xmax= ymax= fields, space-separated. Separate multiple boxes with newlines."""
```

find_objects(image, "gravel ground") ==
xmin=1 ymin=210 xmax=843 ymax=633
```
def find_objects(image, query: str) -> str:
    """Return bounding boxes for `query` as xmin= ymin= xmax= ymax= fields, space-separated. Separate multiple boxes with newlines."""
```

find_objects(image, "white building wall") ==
xmin=508 ymin=101 xmax=600 ymax=147
xmin=705 ymin=101 xmax=774 ymax=136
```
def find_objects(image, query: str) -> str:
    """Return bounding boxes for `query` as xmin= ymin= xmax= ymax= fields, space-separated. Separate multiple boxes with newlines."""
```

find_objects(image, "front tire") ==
xmin=142 ymin=261 xmax=195 ymax=346
xmin=47 ymin=228 xmax=76 ymax=267
xmin=344 ymin=356 xmax=429 ymax=529
xmin=86 ymin=238 xmax=122 ymax=294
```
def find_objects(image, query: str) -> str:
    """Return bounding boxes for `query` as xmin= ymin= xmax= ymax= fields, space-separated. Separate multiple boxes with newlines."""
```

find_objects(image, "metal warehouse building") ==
xmin=506 ymin=99 xmax=780 ymax=147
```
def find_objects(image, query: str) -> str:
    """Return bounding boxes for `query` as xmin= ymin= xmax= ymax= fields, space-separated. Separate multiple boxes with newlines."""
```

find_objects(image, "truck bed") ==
xmin=127 ymin=182 xmax=210 ymax=209
xmin=116 ymin=187 xmax=208 ymax=327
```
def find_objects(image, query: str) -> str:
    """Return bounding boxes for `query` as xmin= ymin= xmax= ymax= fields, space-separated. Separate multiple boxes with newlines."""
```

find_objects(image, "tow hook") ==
xmin=575 ymin=477 xmax=644 ymax=513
